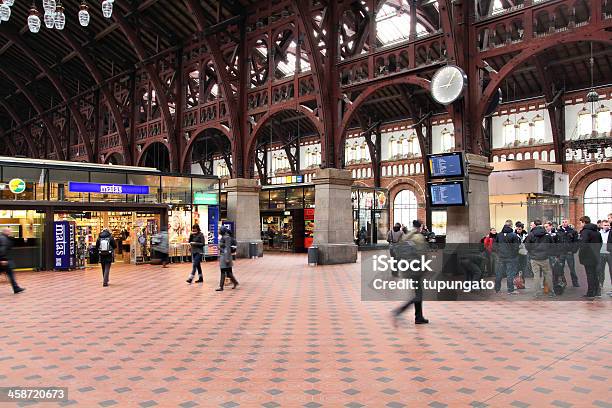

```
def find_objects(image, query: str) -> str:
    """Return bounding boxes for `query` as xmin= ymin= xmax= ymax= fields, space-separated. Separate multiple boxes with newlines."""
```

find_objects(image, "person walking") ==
xmin=186 ymin=224 xmax=205 ymax=284
xmin=391 ymin=220 xmax=429 ymax=326
xmin=0 ymin=227 xmax=25 ymax=294
xmin=216 ymin=226 xmax=239 ymax=291
xmin=152 ymin=228 xmax=170 ymax=268
xmin=577 ymin=216 xmax=602 ymax=299
xmin=494 ymin=224 xmax=521 ymax=294
xmin=387 ymin=223 xmax=403 ymax=245
xmin=557 ymin=218 xmax=580 ymax=287
xmin=597 ymin=219 xmax=611 ymax=297
xmin=515 ymin=222 xmax=532 ymax=278
xmin=95 ymin=228 xmax=116 ymax=287
xmin=524 ymin=219 xmax=554 ymax=297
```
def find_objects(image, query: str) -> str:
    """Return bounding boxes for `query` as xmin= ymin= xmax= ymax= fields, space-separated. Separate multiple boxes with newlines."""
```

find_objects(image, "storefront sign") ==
xmin=193 ymin=192 xmax=219 ymax=205
xmin=207 ymin=206 xmax=219 ymax=256
xmin=68 ymin=182 xmax=149 ymax=195
xmin=9 ymin=178 xmax=26 ymax=194
xmin=54 ymin=221 xmax=75 ymax=270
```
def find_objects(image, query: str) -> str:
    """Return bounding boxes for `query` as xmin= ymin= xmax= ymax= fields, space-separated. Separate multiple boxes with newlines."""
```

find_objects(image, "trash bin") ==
xmin=249 ymin=242 xmax=258 ymax=259
xmin=308 ymin=246 xmax=318 ymax=266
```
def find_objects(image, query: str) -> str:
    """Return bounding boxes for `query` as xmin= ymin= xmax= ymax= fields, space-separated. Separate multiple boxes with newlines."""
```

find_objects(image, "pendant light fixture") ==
xmin=54 ymin=1 xmax=65 ymax=30
xmin=0 ymin=2 xmax=11 ymax=22
xmin=78 ymin=1 xmax=90 ymax=26
xmin=44 ymin=10 xmax=54 ymax=28
xmin=101 ymin=0 xmax=113 ymax=18
xmin=4 ymin=0 xmax=14 ymax=7
xmin=28 ymin=3 xmax=41 ymax=33
xmin=43 ymin=0 xmax=56 ymax=14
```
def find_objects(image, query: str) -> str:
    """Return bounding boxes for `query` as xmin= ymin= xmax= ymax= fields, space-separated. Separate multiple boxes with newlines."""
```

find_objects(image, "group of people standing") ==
xmin=488 ymin=214 xmax=611 ymax=299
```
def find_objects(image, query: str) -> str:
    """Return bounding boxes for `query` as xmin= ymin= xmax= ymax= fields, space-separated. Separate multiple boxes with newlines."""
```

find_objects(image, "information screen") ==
xmin=428 ymin=152 xmax=465 ymax=179
xmin=429 ymin=181 xmax=466 ymax=207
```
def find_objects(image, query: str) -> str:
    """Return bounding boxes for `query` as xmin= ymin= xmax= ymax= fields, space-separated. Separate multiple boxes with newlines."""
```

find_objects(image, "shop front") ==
xmin=259 ymin=185 xmax=315 ymax=253
xmin=0 ymin=157 xmax=219 ymax=270
xmin=351 ymin=187 xmax=389 ymax=247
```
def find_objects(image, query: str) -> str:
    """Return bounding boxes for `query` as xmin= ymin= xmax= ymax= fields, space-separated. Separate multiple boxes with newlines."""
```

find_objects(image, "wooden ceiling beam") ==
xmin=0 ymin=67 xmax=65 ymax=160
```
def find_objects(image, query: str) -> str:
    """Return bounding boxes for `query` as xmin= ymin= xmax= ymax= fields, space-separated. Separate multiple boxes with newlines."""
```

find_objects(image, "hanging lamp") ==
xmin=101 ymin=0 xmax=113 ymax=18
xmin=54 ymin=1 xmax=65 ymax=30
xmin=78 ymin=1 xmax=90 ymax=26
xmin=0 ymin=2 xmax=11 ymax=22
xmin=28 ymin=3 xmax=41 ymax=33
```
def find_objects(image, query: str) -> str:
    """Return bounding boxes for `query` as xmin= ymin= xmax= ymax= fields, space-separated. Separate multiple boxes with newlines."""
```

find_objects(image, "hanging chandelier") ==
xmin=0 ymin=1 xmax=12 ymax=22
xmin=78 ymin=1 xmax=90 ymax=26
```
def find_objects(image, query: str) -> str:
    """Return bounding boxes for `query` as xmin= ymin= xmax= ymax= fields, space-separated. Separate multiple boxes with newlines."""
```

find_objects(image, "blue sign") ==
xmin=54 ymin=221 xmax=74 ymax=270
xmin=69 ymin=182 xmax=150 ymax=195
xmin=207 ymin=206 xmax=220 ymax=256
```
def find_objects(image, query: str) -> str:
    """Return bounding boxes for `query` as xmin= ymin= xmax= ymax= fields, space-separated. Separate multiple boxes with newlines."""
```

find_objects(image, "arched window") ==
xmin=392 ymin=165 xmax=397 ymax=176
xmin=516 ymin=153 xmax=523 ymax=160
xmin=501 ymin=154 xmax=507 ymax=161
xmin=415 ymin=163 xmax=421 ymax=173
xmin=493 ymin=155 xmax=499 ymax=162
xmin=382 ymin=167 xmax=387 ymax=177
xmin=584 ymin=178 xmax=612 ymax=222
xmin=549 ymin=149 xmax=555 ymax=162
xmin=508 ymin=153 xmax=515 ymax=160
xmin=393 ymin=189 xmax=419 ymax=228
xmin=541 ymin=150 xmax=548 ymax=162
xmin=403 ymin=164 xmax=409 ymax=174
xmin=533 ymin=151 xmax=539 ymax=160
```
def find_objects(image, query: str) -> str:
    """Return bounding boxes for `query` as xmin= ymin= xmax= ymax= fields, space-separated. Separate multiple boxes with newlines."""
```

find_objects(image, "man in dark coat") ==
xmin=524 ymin=219 xmax=554 ymax=297
xmin=494 ymin=225 xmax=521 ymax=294
xmin=578 ymin=216 xmax=602 ymax=298
xmin=216 ymin=226 xmax=239 ymax=291
xmin=0 ymin=227 xmax=25 ymax=294
xmin=557 ymin=218 xmax=580 ymax=287
xmin=95 ymin=228 xmax=116 ymax=287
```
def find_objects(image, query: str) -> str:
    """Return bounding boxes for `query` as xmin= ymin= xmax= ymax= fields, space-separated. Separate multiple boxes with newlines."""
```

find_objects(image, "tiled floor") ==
xmin=0 ymin=254 xmax=610 ymax=408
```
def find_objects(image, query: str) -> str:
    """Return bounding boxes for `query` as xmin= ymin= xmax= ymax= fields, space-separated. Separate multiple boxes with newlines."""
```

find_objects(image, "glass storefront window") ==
xmin=162 ymin=176 xmax=191 ymax=204
xmin=286 ymin=187 xmax=304 ymax=209
xmin=304 ymin=187 xmax=315 ymax=208
xmin=126 ymin=173 xmax=160 ymax=203
xmin=269 ymin=190 xmax=285 ymax=210
xmin=90 ymin=171 xmax=128 ymax=202
xmin=49 ymin=169 xmax=89 ymax=202
xmin=260 ymin=191 xmax=270 ymax=210
xmin=1 ymin=166 xmax=45 ymax=201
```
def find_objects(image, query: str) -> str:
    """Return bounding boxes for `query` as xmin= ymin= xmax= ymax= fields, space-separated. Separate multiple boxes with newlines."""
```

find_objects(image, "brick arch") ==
xmin=386 ymin=178 xmax=427 ymax=226
xmin=568 ymin=163 xmax=612 ymax=224
xmin=136 ymin=140 xmax=172 ymax=171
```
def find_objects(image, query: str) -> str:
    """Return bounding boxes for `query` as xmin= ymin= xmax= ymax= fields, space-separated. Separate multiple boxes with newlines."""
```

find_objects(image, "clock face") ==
xmin=431 ymin=65 xmax=467 ymax=105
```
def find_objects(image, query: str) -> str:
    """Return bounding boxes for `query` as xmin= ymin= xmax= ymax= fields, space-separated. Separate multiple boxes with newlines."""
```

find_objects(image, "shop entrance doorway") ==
xmin=54 ymin=211 xmax=161 ymax=266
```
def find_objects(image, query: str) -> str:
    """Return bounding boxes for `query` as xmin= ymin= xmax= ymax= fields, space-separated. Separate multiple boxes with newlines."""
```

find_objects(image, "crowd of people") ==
xmin=480 ymin=214 xmax=611 ymax=299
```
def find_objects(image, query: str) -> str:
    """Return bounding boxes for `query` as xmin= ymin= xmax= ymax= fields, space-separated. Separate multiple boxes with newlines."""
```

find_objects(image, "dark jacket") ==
xmin=608 ymin=228 xmax=612 ymax=253
xmin=556 ymin=226 xmax=579 ymax=253
xmin=219 ymin=233 xmax=237 ymax=269
xmin=546 ymin=229 xmax=563 ymax=257
xmin=524 ymin=226 xmax=552 ymax=260
xmin=578 ymin=223 xmax=603 ymax=266
xmin=494 ymin=225 xmax=521 ymax=260
xmin=189 ymin=231 xmax=205 ymax=255
xmin=0 ymin=232 xmax=13 ymax=261
xmin=95 ymin=230 xmax=117 ymax=264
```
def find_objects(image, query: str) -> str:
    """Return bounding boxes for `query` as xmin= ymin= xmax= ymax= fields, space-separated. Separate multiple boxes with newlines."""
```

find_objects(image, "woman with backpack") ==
xmin=216 ymin=226 xmax=239 ymax=291
xmin=96 ymin=228 xmax=116 ymax=287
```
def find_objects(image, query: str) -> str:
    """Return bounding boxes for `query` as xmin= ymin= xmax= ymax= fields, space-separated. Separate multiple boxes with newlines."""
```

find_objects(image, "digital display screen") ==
xmin=429 ymin=181 xmax=466 ymax=207
xmin=428 ymin=152 xmax=465 ymax=179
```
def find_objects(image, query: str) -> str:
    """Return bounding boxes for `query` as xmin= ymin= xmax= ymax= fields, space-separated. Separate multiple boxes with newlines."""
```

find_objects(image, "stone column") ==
xmin=226 ymin=178 xmax=263 ymax=258
xmin=445 ymin=154 xmax=494 ymax=243
xmin=313 ymin=168 xmax=358 ymax=264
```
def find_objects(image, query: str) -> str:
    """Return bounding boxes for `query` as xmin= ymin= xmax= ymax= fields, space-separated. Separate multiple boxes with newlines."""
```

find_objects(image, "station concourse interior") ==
xmin=0 ymin=0 xmax=611 ymax=407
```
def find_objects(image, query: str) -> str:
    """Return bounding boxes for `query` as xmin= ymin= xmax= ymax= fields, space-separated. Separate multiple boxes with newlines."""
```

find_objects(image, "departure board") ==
xmin=429 ymin=181 xmax=466 ymax=207
xmin=428 ymin=152 xmax=465 ymax=179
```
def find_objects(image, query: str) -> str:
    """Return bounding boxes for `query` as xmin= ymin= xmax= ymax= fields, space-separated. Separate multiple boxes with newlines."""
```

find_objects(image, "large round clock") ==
xmin=430 ymin=65 xmax=467 ymax=105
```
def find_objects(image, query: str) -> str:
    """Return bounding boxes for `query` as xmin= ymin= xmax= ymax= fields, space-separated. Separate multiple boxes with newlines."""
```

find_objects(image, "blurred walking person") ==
xmin=387 ymin=223 xmax=403 ymax=244
xmin=216 ymin=226 xmax=239 ymax=291
xmin=152 ymin=228 xmax=170 ymax=268
xmin=0 ymin=227 xmax=25 ymax=294
xmin=96 ymin=228 xmax=116 ymax=287
xmin=186 ymin=224 xmax=205 ymax=284
xmin=391 ymin=220 xmax=429 ymax=326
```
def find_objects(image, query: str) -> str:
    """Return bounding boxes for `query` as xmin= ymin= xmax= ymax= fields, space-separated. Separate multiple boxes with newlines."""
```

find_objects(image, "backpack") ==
xmin=99 ymin=237 xmax=112 ymax=255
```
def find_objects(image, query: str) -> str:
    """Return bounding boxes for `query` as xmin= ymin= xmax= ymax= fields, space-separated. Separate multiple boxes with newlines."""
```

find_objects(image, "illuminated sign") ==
xmin=9 ymin=178 xmax=26 ymax=194
xmin=193 ymin=192 xmax=219 ymax=205
xmin=69 ymin=182 xmax=149 ymax=195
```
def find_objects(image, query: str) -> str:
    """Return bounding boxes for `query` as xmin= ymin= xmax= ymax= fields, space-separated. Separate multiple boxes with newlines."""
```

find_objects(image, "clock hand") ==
xmin=444 ymin=71 xmax=457 ymax=88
